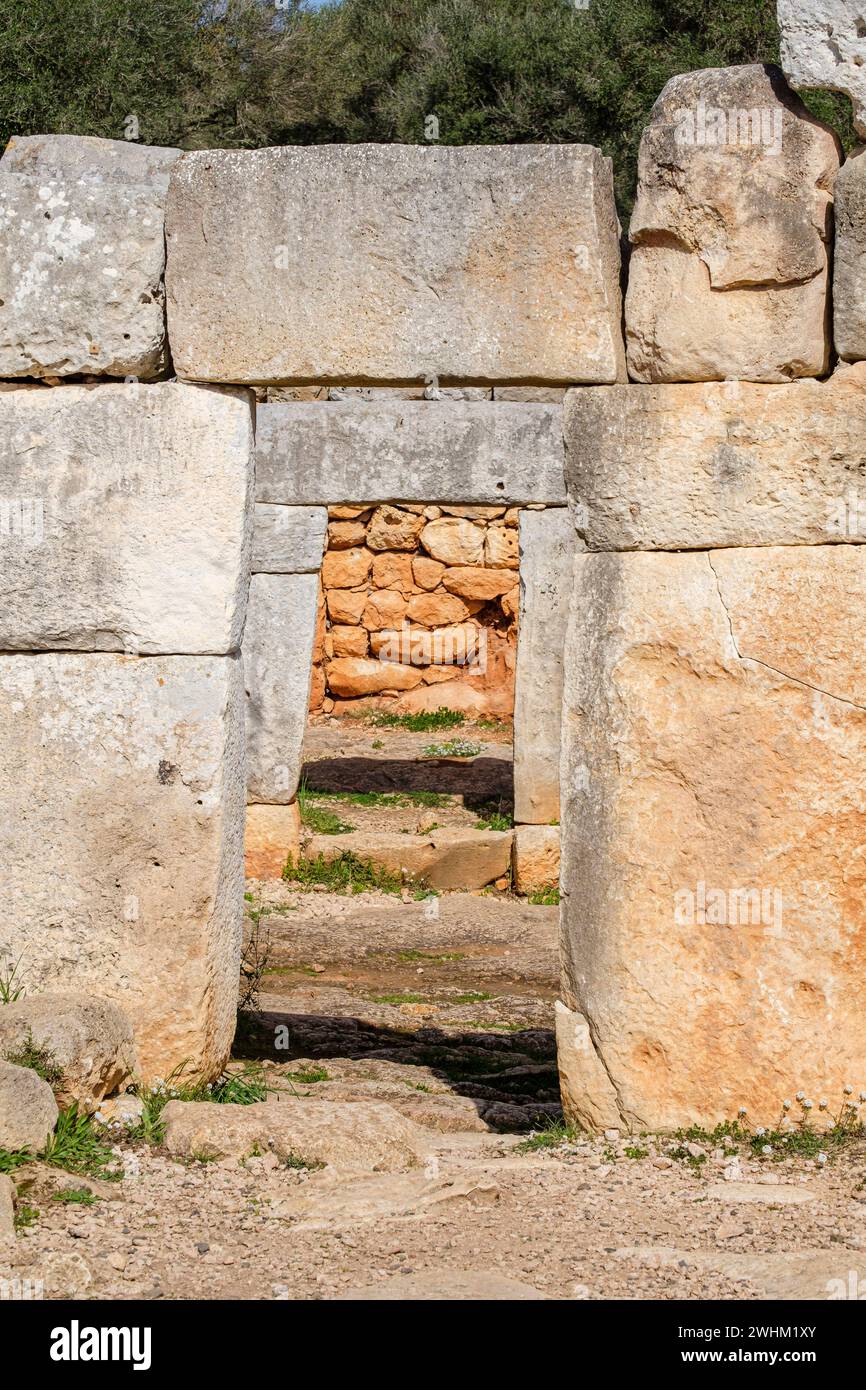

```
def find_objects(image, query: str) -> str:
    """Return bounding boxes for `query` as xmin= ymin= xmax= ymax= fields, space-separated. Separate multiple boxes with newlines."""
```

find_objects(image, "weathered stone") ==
xmin=0 ymin=134 xmax=182 ymax=379
xmin=512 ymin=825 xmax=560 ymax=895
xmin=244 ymin=802 xmax=301 ymax=879
xmin=161 ymin=1097 xmax=426 ymax=1172
xmin=362 ymin=590 xmax=407 ymax=630
xmin=442 ymin=567 xmax=514 ymax=601
xmin=554 ymin=1001 xmax=621 ymax=1134
xmin=0 ymin=995 xmax=136 ymax=1112
xmin=244 ymin=574 xmax=318 ymax=803
xmin=96 ymin=1093 xmax=145 ymax=1128
xmin=833 ymin=151 xmax=866 ymax=362
xmin=326 ymin=589 xmax=367 ymax=625
xmin=494 ymin=387 xmax=568 ymax=402
xmin=369 ymin=623 xmax=479 ymax=667
xmin=0 ymin=1173 xmax=14 ymax=1238
xmin=305 ymin=828 xmax=513 ymax=891
xmin=405 ymin=592 xmax=471 ymax=628
xmin=255 ymin=403 xmax=566 ymax=506
xmin=165 ymin=144 xmax=624 ymax=383
xmin=778 ymin=0 xmax=866 ymax=137
xmin=413 ymin=556 xmax=446 ymax=591
xmin=0 ymin=1059 xmax=58 ymax=1152
xmin=335 ymin=1271 xmax=549 ymax=1300
xmin=321 ymin=547 xmax=373 ymax=589
xmin=513 ymin=509 xmax=575 ymax=824
xmin=366 ymin=505 xmax=425 ymax=552
xmin=371 ymin=553 xmax=415 ymax=591
xmin=326 ymin=657 xmax=423 ymax=696
xmin=419 ymin=517 xmax=484 ymax=566
xmin=565 ymin=364 xmax=866 ymax=550
xmin=330 ymin=625 xmax=369 ymax=659
xmin=0 ymin=653 xmax=244 ymax=1082
xmin=252 ymin=505 xmax=327 ymax=573
xmin=439 ymin=505 xmax=506 ymax=520
xmin=327 ymin=519 xmax=368 ymax=549
xmin=560 ymin=547 xmax=866 ymax=1131
xmin=625 ymin=65 xmax=838 ymax=383
xmin=484 ymin=526 xmax=519 ymax=569
xmin=0 ymin=383 xmax=253 ymax=653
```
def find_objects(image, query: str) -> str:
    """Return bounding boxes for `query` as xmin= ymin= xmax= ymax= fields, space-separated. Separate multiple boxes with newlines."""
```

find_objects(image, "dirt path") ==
xmin=4 ymin=889 xmax=865 ymax=1302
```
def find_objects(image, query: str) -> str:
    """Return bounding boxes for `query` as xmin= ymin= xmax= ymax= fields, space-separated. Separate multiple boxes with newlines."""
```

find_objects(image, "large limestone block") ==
xmin=256 ymin=402 xmax=565 ymax=506
xmin=833 ymin=151 xmax=866 ymax=362
xmin=513 ymin=509 xmax=575 ymax=824
xmin=0 ymin=136 xmax=181 ymax=380
xmin=0 ymin=383 xmax=253 ymax=653
xmin=251 ymin=505 xmax=327 ymax=573
xmin=560 ymin=548 xmax=866 ymax=1132
xmin=244 ymin=802 xmax=301 ymax=879
xmin=625 ymin=65 xmax=839 ymax=383
xmin=778 ymin=0 xmax=866 ymax=137
xmin=512 ymin=825 xmax=560 ymax=895
xmin=165 ymin=144 xmax=624 ymax=384
xmin=565 ymin=364 xmax=866 ymax=550
xmin=0 ymin=1060 xmax=58 ymax=1152
xmin=244 ymin=574 xmax=318 ymax=803
xmin=0 ymin=653 xmax=245 ymax=1081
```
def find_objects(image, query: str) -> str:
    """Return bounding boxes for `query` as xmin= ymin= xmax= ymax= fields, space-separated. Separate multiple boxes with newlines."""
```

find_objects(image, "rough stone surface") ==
xmin=325 ymin=658 xmax=424 ymax=697
xmin=165 ymin=144 xmax=624 ymax=384
xmin=0 ymin=1173 xmax=13 ymax=1238
xmin=833 ymin=151 xmax=866 ymax=362
xmin=252 ymin=505 xmax=327 ymax=574
xmin=0 ymin=1060 xmax=58 ymax=1152
xmin=513 ymin=509 xmax=575 ymax=824
xmin=778 ymin=0 xmax=866 ymax=137
xmin=0 ymin=135 xmax=181 ymax=380
xmin=256 ymin=402 xmax=566 ymax=506
xmin=335 ymin=1271 xmax=549 ymax=1300
xmin=245 ymin=802 xmax=301 ymax=879
xmin=625 ymin=64 xmax=838 ymax=383
xmin=565 ymin=364 xmax=866 ymax=550
xmin=161 ymin=1097 xmax=427 ymax=1172
xmin=559 ymin=548 xmax=866 ymax=1131
xmin=419 ymin=517 xmax=484 ymax=566
xmin=244 ymin=574 xmax=319 ymax=803
xmin=303 ymin=828 xmax=513 ymax=891
xmin=554 ymin=1001 xmax=621 ymax=1133
xmin=0 ymin=995 xmax=136 ymax=1112
xmin=0 ymin=383 xmax=253 ymax=653
xmin=512 ymin=825 xmax=560 ymax=894
xmin=0 ymin=653 xmax=245 ymax=1082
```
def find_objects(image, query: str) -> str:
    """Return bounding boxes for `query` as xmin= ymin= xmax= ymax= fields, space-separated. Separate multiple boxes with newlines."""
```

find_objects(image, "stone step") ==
xmin=302 ymin=827 xmax=512 ymax=891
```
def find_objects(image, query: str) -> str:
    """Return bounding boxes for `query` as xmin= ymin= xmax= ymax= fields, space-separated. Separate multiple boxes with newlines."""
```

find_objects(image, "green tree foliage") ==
xmin=0 ymin=0 xmax=855 ymax=216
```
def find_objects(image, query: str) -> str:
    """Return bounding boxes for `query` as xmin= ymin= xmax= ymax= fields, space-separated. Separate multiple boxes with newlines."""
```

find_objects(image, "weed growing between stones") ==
xmin=529 ymin=887 xmax=560 ymax=905
xmin=41 ymin=1105 xmax=123 ymax=1181
xmin=0 ymin=954 xmax=25 ymax=1004
xmin=673 ymin=1090 xmax=866 ymax=1165
xmin=2 ymin=1028 xmax=63 ymax=1088
xmin=299 ymin=788 xmax=451 ymax=809
xmin=422 ymin=738 xmax=484 ymax=758
xmin=51 ymin=1187 xmax=100 ymax=1206
xmin=369 ymin=708 xmax=466 ymax=733
xmin=120 ymin=1062 xmax=272 ymax=1145
xmin=474 ymin=800 xmax=512 ymax=832
xmin=518 ymin=1119 xmax=581 ymax=1152
xmin=283 ymin=850 xmax=410 ymax=895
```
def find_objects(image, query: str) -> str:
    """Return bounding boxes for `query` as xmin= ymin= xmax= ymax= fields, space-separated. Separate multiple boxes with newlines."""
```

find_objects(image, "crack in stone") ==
xmin=706 ymin=551 xmax=866 ymax=713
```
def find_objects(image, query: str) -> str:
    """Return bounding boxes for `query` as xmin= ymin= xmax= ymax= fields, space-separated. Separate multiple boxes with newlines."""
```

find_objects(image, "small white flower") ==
xmin=762 ymin=1144 xmax=773 ymax=1155
xmin=844 ymin=1085 xmax=853 ymax=1096
xmin=817 ymin=1152 xmax=827 ymax=1166
xmin=756 ymin=1126 xmax=766 ymax=1136
xmin=859 ymin=1092 xmax=866 ymax=1103
xmin=819 ymin=1098 xmax=828 ymax=1110
xmin=782 ymin=1100 xmax=791 ymax=1111
xmin=803 ymin=1099 xmax=813 ymax=1110
xmin=738 ymin=1106 xmax=747 ymax=1116
xmin=796 ymin=1091 xmax=805 ymax=1101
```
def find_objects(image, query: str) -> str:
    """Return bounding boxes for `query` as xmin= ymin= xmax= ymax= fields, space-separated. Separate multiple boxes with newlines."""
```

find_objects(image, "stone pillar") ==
xmin=0 ymin=382 xmax=253 ymax=1080
xmin=560 ymin=367 xmax=866 ymax=1131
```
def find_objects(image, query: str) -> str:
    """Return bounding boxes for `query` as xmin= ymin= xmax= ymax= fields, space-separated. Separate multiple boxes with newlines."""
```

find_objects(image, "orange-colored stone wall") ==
xmin=309 ymin=503 xmax=519 ymax=718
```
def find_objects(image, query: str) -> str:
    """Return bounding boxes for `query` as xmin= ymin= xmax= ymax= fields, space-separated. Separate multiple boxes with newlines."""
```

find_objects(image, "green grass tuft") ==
xmin=517 ymin=1119 xmax=580 ymax=1152
xmin=370 ymin=708 xmax=465 ymax=733
xmin=528 ymin=887 xmax=560 ymax=906
xmin=3 ymin=1030 xmax=63 ymax=1088
xmin=283 ymin=851 xmax=408 ymax=895
xmin=52 ymin=1187 xmax=100 ymax=1206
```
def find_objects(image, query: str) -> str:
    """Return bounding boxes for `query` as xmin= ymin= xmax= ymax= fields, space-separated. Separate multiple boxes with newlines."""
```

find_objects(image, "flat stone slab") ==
xmin=252 ymin=505 xmax=327 ymax=573
xmin=0 ymin=135 xmax=181 ymax=380
xmin=617 ymin=1246 xmax=855 ymax=1301
xmin=0 ymin=382 xmax=253 ymax=653
xmin=165 ymin=144 xmax=624 ymax=384
xmin=303 ymin=827 xmax=513 ymax=891
xmin=244 ymin=573 xmax=319 ymax=803
xmin=565 ymin=364 xmax=866 ymax=550
xmin=256 ymin=402 xmax=565 ymax=506
xmin=0 ymin=653 xmax=245 ymax=1080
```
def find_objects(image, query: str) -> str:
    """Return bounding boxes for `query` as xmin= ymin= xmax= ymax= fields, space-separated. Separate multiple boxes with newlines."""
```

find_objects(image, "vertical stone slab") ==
xmin=244 ymin=573 xmax=319 ymax=803
xmin=560 ymin=547 xmax=866 ymax=1131
xmin=513 ymin=508 xmax=576 ymax=824
xmin=0 ymin=654 xmax=245 ymax=1081
xmin=833 ymin=151 xmax=866 ymax=363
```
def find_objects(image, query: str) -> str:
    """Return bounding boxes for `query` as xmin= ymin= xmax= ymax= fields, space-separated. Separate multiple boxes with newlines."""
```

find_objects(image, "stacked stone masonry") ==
xmin=3 ymin=12 xmax=866 ymax=1123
